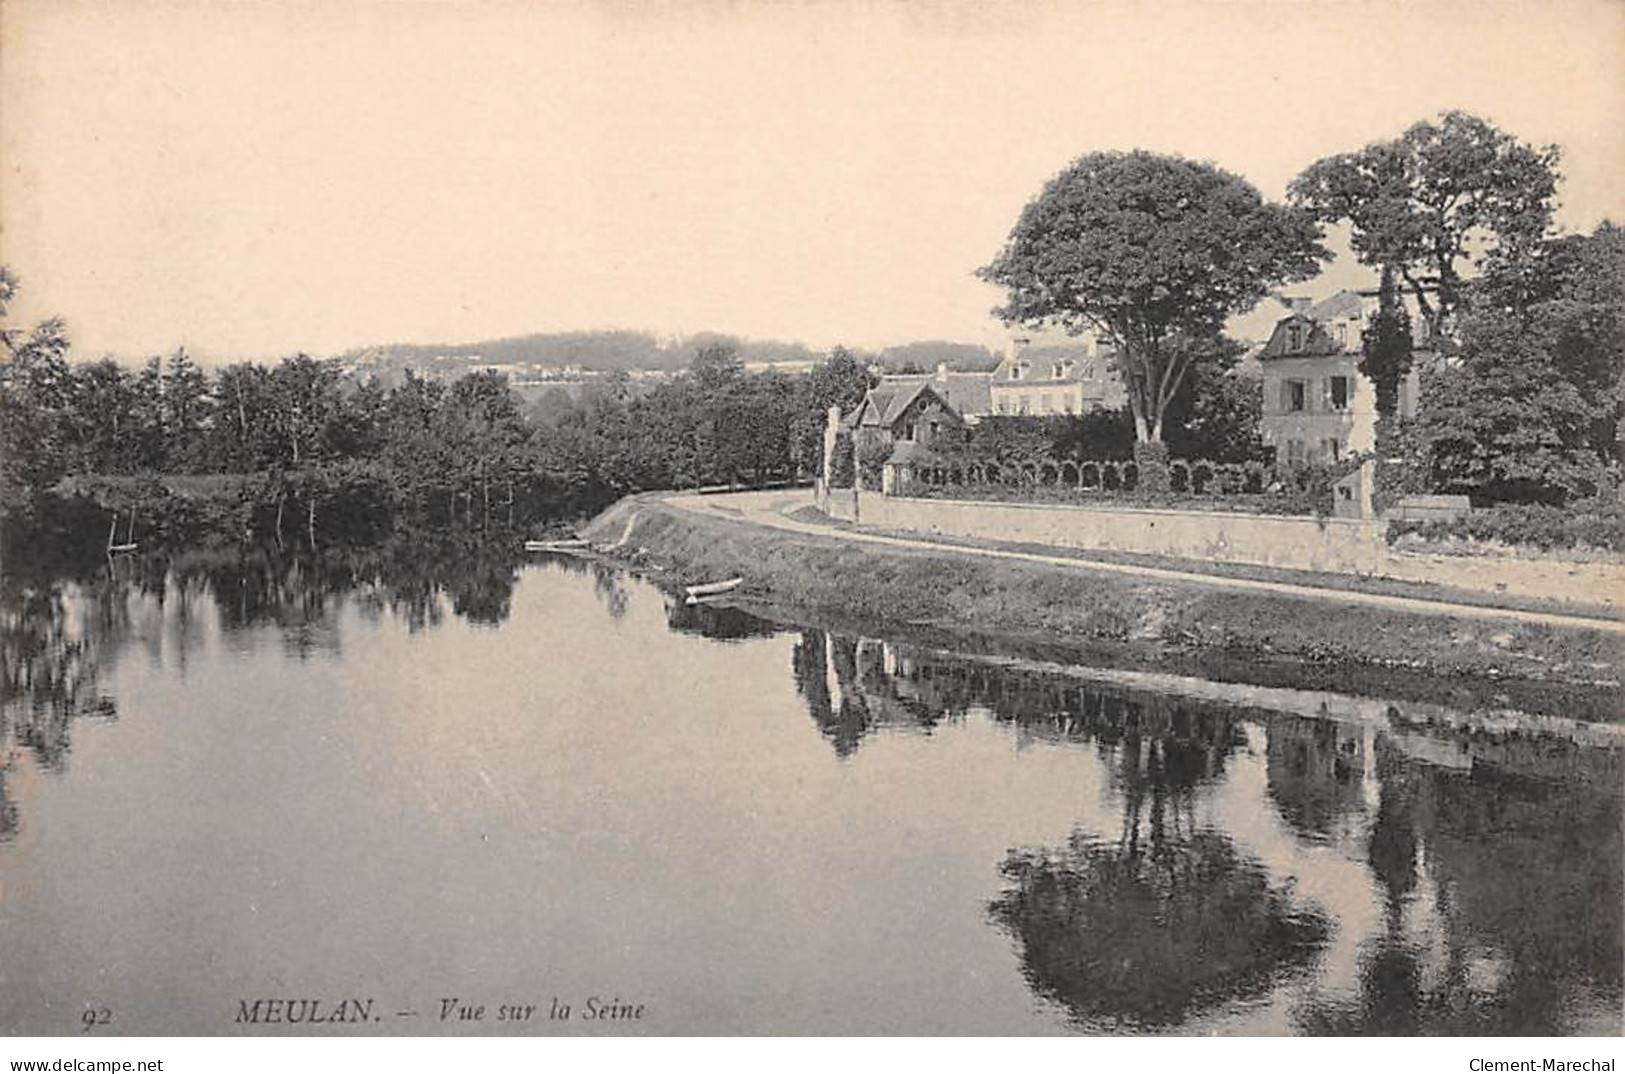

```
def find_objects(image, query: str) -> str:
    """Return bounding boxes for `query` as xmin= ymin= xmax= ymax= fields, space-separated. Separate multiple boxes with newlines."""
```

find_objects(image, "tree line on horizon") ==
xmin=341 ymin=329 xmax=1001 ymax=381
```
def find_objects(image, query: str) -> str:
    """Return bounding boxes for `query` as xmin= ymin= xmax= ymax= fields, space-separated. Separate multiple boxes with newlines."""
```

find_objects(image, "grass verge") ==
xmin=584 ymin=497 xmax=1623 ymax=714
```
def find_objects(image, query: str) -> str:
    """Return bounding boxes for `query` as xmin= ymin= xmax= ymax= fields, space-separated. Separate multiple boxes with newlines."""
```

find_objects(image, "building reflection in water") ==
xmin=790 ymin=626 xmax=1623 ymax=1035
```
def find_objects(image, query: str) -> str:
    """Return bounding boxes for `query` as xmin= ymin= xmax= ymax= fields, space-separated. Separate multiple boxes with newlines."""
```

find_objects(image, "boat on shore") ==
xmin=684 ymin=577 xmax=743 ymax=604
xmin=524 ymin=538 xmax=590 ymax=552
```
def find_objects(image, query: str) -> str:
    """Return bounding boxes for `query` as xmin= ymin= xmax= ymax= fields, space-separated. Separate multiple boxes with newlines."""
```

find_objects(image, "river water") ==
xmin=2 ymin=545 xmax=1620 ymax=1035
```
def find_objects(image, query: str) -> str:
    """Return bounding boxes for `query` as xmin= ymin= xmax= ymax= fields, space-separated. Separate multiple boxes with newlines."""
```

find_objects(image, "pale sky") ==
xmin=3 ymin=0 xmax=1622 ymax=363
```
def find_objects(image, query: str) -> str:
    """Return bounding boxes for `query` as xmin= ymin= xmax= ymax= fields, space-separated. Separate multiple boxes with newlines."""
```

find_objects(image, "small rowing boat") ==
xmin=684 ymin=577 xmax=742 ymax=604
xmin=524 ymin=538 xmax=590 ymax=551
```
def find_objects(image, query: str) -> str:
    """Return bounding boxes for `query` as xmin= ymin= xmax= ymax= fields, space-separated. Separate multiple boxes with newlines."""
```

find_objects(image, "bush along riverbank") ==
xmin=579 ymin=496 xmax=1623 ymax=715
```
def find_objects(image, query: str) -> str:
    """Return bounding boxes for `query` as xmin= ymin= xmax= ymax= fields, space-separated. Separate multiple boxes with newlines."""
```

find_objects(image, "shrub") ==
xmin=856 ymin=436 xmax=893 ymax=491
xmin=1387 ymin=500 xmax=1625 ymax=552
xmin=1133 ymin=441 xmax=1171 ymax=493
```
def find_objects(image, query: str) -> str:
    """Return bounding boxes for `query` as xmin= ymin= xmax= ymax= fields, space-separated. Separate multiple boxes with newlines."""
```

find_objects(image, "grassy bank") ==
xmin=793 ymin=507 xmax=1622 ymax=622
xmin=582 ymin=496 xmax=1622 ymax=716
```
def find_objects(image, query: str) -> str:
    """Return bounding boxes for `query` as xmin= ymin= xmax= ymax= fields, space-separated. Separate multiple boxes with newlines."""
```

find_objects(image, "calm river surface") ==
xmin=2 ymin=547 xmax=1620 ymax=1035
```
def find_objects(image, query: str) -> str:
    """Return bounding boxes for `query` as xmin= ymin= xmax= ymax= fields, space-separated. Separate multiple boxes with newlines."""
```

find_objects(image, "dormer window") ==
xmin=1287 ymin=324 xmax=1304 ymax=352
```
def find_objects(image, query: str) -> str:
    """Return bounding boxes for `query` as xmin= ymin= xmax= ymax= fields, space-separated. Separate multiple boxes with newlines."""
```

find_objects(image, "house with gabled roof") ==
xmin=844 ymin=380 xmax=967 ymax=454
xmin=875 ymin=362 xmax=994 ymax=418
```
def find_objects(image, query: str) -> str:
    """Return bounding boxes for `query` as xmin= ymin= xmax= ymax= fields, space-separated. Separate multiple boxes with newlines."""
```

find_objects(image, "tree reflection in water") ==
xmin=1295 ymin=736 xmax=1623 ymax=1035
xmin=537 ymin=554 xmax=642 ymax=624
xmin=792 ymin=629 xmax=1621 ymax=1033
xmin=0 ymin=584 xmax=121 ymax=843
xmin=0 ymin=528 xmax=526 ymax=841
xmin=665 ymin=598 xmax=782 ymax=642
xmin=989 ymin=699 xmax=1330 ymax=1030
xmin=3 ymin=554 xmax=1619 ymax=1034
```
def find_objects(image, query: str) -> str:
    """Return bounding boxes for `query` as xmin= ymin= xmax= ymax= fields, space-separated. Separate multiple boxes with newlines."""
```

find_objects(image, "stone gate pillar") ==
xmin=821 ymin=405 xmax=842 ymax=489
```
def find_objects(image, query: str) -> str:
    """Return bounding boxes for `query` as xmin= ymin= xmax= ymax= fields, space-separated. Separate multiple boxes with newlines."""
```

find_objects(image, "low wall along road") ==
xmin=812 ymin=486 xmax=1622 ymax=613
xmin=820 ymin=488 xmax=1387 ymax=575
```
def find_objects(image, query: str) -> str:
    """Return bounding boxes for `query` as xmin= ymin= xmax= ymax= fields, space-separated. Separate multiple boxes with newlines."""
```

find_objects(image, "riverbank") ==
xmin=579 ymin=493 xmax=1623 ymax=716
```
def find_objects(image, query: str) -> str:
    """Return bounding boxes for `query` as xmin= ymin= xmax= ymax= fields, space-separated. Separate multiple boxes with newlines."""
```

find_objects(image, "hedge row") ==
xmin=1387 ymin=501 xmax=1624 ymax=552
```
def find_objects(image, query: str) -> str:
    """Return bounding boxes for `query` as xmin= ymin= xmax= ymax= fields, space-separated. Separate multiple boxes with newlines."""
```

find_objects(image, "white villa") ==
xmin=1258 ymin=289 xmax=1442 ymax=465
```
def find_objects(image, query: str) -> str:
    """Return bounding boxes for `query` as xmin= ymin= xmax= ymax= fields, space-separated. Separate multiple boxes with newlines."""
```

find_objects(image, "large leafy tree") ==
xmin=382 ymin=371 xmax=450 ymax=510
xmin=0 ymin=267 xmax=73 ymax=509
xmin=265 ymin=355 xmax=344 ymax=467
xmin=1405 ymin=309 xmax=1608 ymax=503
xmin=1403 ymin=222 xmax=1623 ymax=504
xmin=792 ymin=345 xmax=874 ymax=474
xmin=689 ymin=339 xmax=744 ymax=395
xmin=980 ymin=150 xmax=1325 ymax=444
xmin=1162 ymin=336 xmax=1264 ymax=463
xmin=66 ymin=360 xmax=139 ymax=474
xmin=161 ymin=348 xmax=213 ymax=471
xmin=440 ymin=369 xmax=528 ymax=525
xmin=208 ymin=362 xmax=276 ymax=470
xmin=1290 ymin=111 xmax=1560 ymax=341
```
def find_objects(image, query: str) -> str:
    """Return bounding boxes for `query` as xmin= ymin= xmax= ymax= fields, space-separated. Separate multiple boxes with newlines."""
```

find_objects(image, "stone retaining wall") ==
xmin=807 ymin=486 xmax=1622 ymax=607
xmin=849 ymin=491 xmax=1388 ymax=574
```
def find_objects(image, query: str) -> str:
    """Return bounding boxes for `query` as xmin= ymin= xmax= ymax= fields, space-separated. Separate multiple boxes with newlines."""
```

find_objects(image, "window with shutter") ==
xmin=1285 ymin=379 xmax=1306 ymax=412
xmin=1329 ymin=376 xmax=1350 ymax=411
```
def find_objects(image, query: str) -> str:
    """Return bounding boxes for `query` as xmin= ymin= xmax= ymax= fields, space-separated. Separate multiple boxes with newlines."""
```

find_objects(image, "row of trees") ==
xmin=1 ymin=269 xmax=877 ymax=540
xmin=527 ymin=342 xmax=872 ymax=497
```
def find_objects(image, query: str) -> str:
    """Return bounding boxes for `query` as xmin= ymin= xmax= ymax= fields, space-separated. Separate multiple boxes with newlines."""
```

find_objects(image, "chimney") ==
xmin=1279 ymin=295 xmax=1313 ymax=313
xmin=935 ymin=361 xmax=949 ymax=382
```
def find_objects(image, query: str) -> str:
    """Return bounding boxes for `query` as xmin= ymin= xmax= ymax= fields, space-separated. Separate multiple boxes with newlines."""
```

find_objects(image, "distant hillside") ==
xmin=874 ymin=340 xmax=1000 ymax=373
xmin=335 ymin=330 xmax=1002 ymax=383
xmin=337 ymin=330 xmax=841 ymax=383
